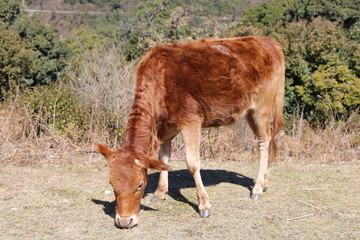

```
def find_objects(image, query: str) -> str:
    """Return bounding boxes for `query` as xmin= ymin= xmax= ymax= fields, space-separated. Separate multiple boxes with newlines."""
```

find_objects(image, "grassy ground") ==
xmin=0 ymin=155 xmax=359 ymax=240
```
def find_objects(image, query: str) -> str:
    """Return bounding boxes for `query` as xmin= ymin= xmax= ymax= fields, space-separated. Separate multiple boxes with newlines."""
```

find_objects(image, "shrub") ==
xmin=69 ymin=46 xmax=135 ymax=145
xmin=296 ymin=60 xmax=360 ymax=123
xmin=16 ymin=82 xmax=90 ymax=141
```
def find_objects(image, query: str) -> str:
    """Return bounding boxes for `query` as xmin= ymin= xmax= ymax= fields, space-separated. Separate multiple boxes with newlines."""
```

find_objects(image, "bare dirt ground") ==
xmin=1 ymin=155 xmax=359 ymax=240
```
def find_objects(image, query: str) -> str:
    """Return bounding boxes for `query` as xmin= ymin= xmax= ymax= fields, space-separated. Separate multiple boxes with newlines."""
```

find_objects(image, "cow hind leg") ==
xmin=246 ymin=109 xmax=272 ymax=200
xmin=152 ymin=141 xmax=172 ymax=201
xmin=181 ymin=120 xmax=211 ymax=218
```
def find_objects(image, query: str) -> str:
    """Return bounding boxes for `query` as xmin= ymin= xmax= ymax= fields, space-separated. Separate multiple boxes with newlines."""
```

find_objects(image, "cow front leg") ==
xmin=152 ymin=141 xmax=172 ymax=201
xmin=181 ymin=121 xmax=211 ymax=218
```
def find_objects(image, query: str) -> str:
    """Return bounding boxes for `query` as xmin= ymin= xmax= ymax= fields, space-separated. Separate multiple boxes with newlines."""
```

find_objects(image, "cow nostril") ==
xmin=127 ymin=218 xmax=133 ymax=228
xmin=116 ymin=217 xmax=121 ymax=227
xmin=129 ymin=218 xmax=133 ymax=224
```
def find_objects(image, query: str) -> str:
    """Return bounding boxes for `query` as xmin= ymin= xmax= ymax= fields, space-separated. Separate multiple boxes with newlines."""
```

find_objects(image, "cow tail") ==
xmin=269 ymin=61 xmax=285 ymax=163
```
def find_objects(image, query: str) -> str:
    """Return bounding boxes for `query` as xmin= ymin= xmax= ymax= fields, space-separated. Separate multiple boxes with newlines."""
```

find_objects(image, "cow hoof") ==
xmin=151 ymin=196 xmax=161 ymax=202
xmin=250 ymin=194 xmax=262 ymax=200
xmin=199 ymin=209 xmax=211 ymax=218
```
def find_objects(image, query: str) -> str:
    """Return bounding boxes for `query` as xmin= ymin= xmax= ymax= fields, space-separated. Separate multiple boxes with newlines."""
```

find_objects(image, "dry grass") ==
xmin=280 ymin=113 xmax=359 ymax=163
xmin=0 ymin=157 xmax=359 ymax=239
xmin=2 ymin=111 xmax=358 ymax=166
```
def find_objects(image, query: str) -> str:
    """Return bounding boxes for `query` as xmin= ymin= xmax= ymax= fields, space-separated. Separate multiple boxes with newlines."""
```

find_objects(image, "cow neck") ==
xmin=122 ymin=86 xmax=158 ymax=156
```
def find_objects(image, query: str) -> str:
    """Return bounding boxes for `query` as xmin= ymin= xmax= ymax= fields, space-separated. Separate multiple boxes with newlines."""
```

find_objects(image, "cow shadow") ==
xmin=92 ymin=169 xmax=254 ymax=218
xmin=91 ymin=199 xmax=158 ymax=219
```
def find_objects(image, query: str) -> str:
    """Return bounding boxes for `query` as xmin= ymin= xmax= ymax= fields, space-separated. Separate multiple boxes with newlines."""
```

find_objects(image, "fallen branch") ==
xmin=297 ymin=200 xmax=321 ymax=210
xmin=301 ymin=187 xmax=327 ymax=191
xmin=287 ymin=213 xmax=314 ymax=223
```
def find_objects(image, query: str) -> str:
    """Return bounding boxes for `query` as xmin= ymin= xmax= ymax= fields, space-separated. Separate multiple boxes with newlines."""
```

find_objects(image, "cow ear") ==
xmin=95 ymin=143 xmax=114 ymax=159
xmin=148 ymin=158 xmax=172 ymax=171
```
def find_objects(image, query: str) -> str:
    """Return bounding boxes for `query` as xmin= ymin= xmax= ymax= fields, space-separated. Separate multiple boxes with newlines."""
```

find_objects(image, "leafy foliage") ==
xmin=275 ymin=20 xmax=359 ymax=121
xmin=296 ymin=60 xmax=359 ymax=122
xmin=64 ymin=27 xmax=110 ymax=69
xmin=0 ymin=27 xmax=36 ymax=98
xmin=0 ymin=0 xmax=19 ymax=26
xmin=286 ymin=0 xmax=359 ymax=28
xmin=0 ymin=2 xmax=69 ymax=99
xmin=243 ymin=0 xmax=295 ymax=27
xmin=115 ymin=0 xmax=177 ymax=60
xmin=11 ymin=15 xmax=69 ymax=85
xmin=17 ymin=82 xmax=91 ymax=140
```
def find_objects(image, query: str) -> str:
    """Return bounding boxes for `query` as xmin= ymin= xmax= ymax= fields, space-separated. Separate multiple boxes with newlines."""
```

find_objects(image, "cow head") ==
xmin=96 ymin=143 xmax=171 ymax=228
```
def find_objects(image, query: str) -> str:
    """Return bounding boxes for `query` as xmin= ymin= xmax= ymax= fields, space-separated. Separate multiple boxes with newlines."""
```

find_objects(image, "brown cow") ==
xmin=96 ymin=36 xmax=285 ymax=228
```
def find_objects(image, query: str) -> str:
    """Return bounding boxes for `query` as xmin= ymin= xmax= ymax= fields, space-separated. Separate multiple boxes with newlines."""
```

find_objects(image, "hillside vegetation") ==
xmin=22 ymin=0 xmax=275 ymax=36
xmin=0 ymin=0 xmax=359 ymax=163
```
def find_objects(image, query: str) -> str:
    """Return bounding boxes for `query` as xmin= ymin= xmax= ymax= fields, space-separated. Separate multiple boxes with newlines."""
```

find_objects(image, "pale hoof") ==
xmin=151 ymin=196 xmax=161 ymax=202
xmin=250 ymin=193 xmax=262 ymax=200
xmin=199 ymin=209 xmax=211 ymax=218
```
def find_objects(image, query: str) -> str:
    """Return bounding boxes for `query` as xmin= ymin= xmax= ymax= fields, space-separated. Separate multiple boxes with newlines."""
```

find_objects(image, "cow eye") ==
xmin=136 ymin=181 xmax=144 ymax=191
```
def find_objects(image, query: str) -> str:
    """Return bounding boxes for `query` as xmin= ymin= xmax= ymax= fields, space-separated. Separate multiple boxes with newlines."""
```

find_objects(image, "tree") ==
xmin=115 ymin=0 xmax=173 ymax=60
xmin=0 ymin=1 xmax=69 ymax=99
xmin=0 ymin=0 xmax=20 ymax=26
xmin=64 ymin=27 xmax=109 ymax=69
xmin=242 ymin=0 xmax=295 ymax=27
xmin=286 ymin=0 xmax=360 ymax=29
xmin=242 ymin=0 xmax=359 ymax=40
xmin=0 ymin=27 xmax=35 ymax=98
xmin=11 ymin=15 xmax=69 ymax=86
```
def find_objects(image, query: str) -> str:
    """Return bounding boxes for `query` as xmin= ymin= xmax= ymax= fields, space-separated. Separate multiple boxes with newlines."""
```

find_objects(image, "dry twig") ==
xmin=297 ymin=200 xmax=321 ymax=210
xmin=301 ymin=187 xmax=327 ymax=191
xmin=287 ymin=213 xmax=314 ymax=223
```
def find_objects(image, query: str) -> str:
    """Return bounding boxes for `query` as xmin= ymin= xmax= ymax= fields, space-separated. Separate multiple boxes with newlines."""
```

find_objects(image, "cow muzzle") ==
xmin=115 ymin=214 xmax=139 ymax=229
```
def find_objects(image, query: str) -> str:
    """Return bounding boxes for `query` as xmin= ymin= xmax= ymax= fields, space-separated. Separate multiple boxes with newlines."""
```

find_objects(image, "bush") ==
xmin=64 ymin=27 xmax=110 ymax=69
xmin=225 ymin=20 xmax=360 ymax=121
xmin=69 ymin=46 xmax=135 ymax=144
xmin=296 ymin=60 xmax=360 ymax=123
xmin=0 ymin=1 xmax=69 ymax=99
xmin=16 ymin=82 xmax=90 ymax=141
xmin=278 ymin=21 xmax=359 ymax=120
